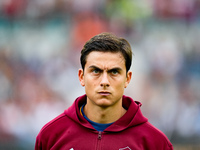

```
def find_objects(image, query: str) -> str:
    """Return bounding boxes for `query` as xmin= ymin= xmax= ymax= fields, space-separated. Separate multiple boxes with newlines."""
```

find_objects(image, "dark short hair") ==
xmin=80 ymin=32 xmax=132 ymax=72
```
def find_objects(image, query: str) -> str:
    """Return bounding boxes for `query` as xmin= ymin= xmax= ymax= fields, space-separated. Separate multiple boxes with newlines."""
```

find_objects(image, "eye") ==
xmin=92 ymin=69 xmax=100 ymax=74
xmin=110 ymin=69 xmax=119 ymax=75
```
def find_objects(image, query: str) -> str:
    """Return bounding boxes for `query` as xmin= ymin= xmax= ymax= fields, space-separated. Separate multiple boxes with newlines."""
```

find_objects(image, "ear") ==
xmin=124 ymin=71 xmax=132 ymax=88
xmin=78 ymin=69 xmax=85 ymax=86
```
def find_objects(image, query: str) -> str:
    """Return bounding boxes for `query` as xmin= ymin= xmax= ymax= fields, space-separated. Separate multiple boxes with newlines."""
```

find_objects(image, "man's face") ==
xmin=78 ymin=51 xmax=132 ymax=108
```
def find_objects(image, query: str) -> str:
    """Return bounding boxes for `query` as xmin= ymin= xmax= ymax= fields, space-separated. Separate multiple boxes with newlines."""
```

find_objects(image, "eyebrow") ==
xmin=89 ymin=65 xmax=101 ymax=70
xmin=89 ymin=65 xmax=122 ymax=72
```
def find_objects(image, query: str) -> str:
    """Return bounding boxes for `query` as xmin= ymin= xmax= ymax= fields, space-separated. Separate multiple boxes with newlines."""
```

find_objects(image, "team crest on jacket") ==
xmin=119 ymin=146 xmax=131 ymax=150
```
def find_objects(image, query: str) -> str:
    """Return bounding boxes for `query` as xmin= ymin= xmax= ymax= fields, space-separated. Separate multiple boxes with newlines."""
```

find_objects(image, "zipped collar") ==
xmin=64 ymin=95 xmax=148 ymax=132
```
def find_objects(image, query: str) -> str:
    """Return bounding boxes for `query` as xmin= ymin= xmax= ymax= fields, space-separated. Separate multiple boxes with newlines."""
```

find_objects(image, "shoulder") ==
xmin=142 ymin=122 xmax=173 ymax=149
xmin=40 ymin=113 xmax=66 ymax=132
xmin=35 ymin=112 xmax=74 ymax=149
xmin=36 ymin=112 xmax=71 ymax=139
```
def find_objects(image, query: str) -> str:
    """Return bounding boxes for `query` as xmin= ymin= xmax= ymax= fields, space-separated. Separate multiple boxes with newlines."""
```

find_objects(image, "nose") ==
xmin=100 ymin=73 xmax=110 ymax=87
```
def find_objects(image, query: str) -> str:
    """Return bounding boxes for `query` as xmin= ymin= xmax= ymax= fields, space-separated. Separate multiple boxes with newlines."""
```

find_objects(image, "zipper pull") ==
xmin=98 ymin=131 xmax=102 ymax=140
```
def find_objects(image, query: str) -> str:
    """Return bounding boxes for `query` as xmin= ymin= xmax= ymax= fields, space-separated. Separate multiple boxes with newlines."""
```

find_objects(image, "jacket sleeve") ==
xmin=166 ymin=142 xmax=173 ymax=150
xmin=35 ymin=135 xmax=42 ymax=150
xmin=169 ymin=145 xmax=174 ymax=150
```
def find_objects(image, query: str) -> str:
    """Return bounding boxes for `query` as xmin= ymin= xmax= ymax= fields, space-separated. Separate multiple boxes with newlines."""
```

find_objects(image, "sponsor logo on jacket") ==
xmin=69 ymin=146 xmax=131 ymax=150
xmin=119 ymin=146 xmax=131 ymax=150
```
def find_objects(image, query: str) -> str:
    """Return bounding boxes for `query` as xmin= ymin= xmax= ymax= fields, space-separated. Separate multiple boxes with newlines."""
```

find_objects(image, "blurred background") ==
xmin=0 ymin=0 xmax=200 ymax=149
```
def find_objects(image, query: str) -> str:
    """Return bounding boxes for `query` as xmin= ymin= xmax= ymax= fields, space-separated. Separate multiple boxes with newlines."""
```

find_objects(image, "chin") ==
xmin=96 ymin=98 xmax=114 ymax=108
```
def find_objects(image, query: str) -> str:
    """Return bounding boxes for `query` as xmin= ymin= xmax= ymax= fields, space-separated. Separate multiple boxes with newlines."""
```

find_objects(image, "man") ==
xmin=35 ymin=33 xmax=173 ymax=150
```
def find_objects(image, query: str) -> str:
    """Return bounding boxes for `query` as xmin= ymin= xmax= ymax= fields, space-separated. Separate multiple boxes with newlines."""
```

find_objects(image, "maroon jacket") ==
xmin=35 ymin=95 xmax=173 ymax=150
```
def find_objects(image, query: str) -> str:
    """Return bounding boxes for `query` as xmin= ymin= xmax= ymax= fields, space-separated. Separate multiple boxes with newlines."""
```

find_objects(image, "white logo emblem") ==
xmin=119 ymin=146 xmax=131 ymax=150
xmin=69 ymin=148 xmax=74 ymax=150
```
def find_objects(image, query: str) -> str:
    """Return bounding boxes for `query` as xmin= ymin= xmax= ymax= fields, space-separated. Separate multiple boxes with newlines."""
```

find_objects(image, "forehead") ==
xmin=85 ymin=51 xmax=126 ymax=69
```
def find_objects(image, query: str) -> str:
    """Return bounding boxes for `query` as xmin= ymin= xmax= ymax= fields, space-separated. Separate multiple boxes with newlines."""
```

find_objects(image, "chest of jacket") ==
xmin=43 ymin=125 xmax=166 ymax=150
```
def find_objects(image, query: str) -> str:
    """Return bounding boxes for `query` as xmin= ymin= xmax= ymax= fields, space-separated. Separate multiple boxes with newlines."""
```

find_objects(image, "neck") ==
xmin=83 ymin=100 xmax=127 ymax=124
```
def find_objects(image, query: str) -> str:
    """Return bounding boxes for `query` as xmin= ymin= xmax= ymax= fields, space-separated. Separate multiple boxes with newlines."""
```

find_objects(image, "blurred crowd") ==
xmin=0 ymin=0 xmax=200 ymax=149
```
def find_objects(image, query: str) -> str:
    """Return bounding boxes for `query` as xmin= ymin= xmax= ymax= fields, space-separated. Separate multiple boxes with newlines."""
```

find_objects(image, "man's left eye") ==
xmin=93 ymin=69 xmax=100 ymax=74
xmin=111 ymin=70 xmax=118 ymax=75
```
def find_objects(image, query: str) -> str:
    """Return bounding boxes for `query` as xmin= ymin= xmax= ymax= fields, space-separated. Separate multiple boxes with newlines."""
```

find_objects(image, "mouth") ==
xmin=98 ymin=91 xmax=111 ymax=96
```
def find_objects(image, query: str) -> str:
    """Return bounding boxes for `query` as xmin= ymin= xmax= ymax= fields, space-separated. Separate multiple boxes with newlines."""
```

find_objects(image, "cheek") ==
xmin=118 ymin=82 xmax=127 ymax=93
xmin=113 ymin=81 xmax=125 ymax=93
xmin=84 ymin=77 xmax=97 ymax=88
xmin=115 ymin=77 xmax=126 ymax=87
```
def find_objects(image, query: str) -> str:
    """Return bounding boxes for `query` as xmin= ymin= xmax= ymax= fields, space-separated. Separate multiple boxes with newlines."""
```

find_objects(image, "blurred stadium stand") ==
xmin=0 ymin=0 xmax=200 ymax=149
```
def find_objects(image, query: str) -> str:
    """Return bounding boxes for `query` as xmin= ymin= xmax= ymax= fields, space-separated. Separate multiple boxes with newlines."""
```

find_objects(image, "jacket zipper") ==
xmin=96 ymin=131 xmax=102 ymax=150
xmin=98 ymin=131 xmax=102 ymax=140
